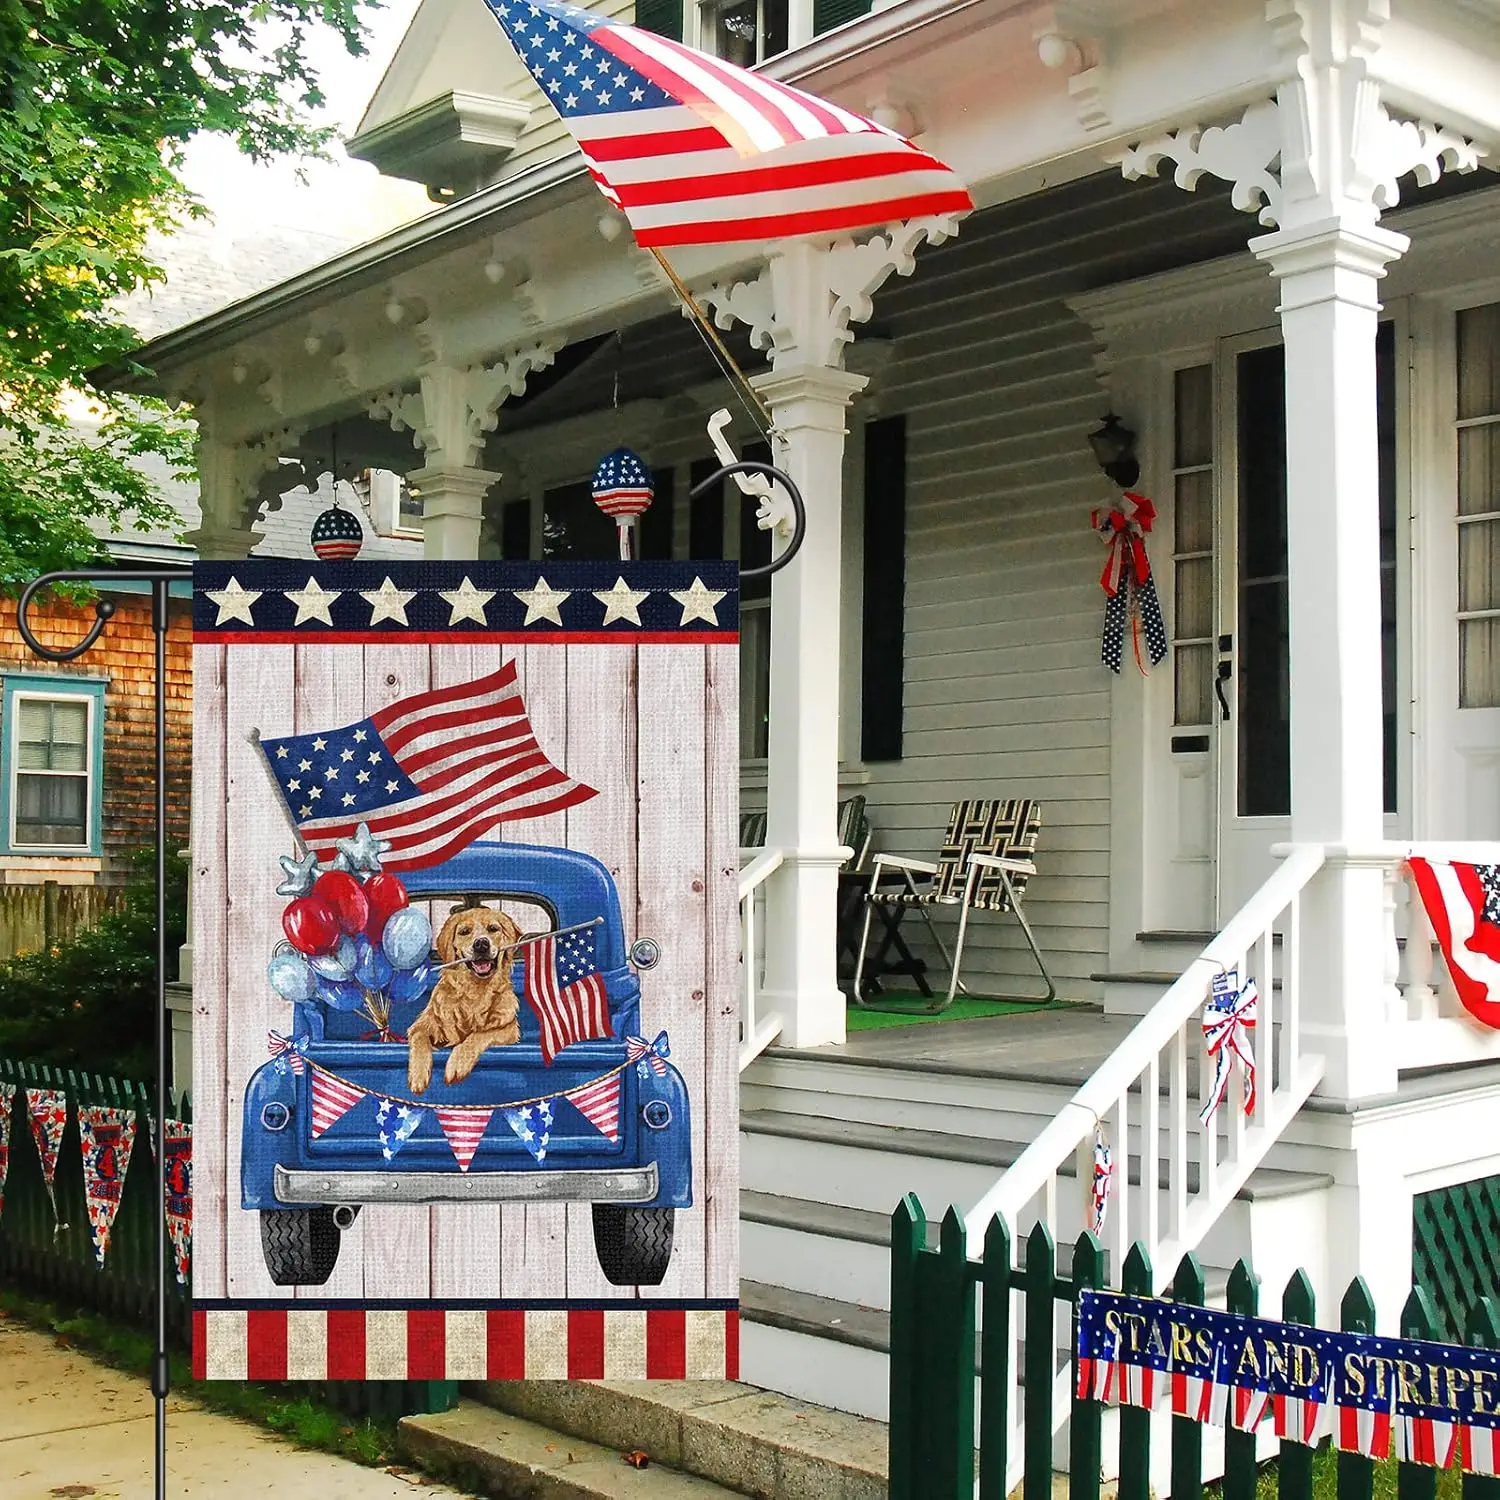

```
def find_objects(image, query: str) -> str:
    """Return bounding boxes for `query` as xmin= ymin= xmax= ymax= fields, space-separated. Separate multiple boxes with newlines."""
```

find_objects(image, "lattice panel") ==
xmin=1413 ymin=1173 xmax=1500 ymax=1343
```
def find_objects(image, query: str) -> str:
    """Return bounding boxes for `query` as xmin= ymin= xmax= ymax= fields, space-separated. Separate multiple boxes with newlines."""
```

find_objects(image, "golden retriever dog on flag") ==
xmin=407 ymin=904 xmax=524 ymax=1094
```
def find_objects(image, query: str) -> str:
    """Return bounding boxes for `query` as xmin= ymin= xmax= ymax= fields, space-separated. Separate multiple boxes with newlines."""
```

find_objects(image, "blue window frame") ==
xmin=0 ymin=674 xmax=107 ymax=856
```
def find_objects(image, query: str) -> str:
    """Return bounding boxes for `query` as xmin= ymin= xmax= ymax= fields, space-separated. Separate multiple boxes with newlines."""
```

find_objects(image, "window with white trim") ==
xmin=1457 ymin=302 xmax=1500 ymax=708
xmin=698 ymin=0 xmax=787 ymax=63
xmin=7 ymin=689 xmax=99 ymax=851
xmin=1171 ymin=364 xmax=1215 ymax=728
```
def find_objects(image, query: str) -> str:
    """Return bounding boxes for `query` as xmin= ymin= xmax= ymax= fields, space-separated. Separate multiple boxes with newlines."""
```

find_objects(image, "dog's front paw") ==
xmin=408 ymin=1055 xmax=432 ymax=1095
xmin=444 ymin=1047 xmax=476 ymax=1085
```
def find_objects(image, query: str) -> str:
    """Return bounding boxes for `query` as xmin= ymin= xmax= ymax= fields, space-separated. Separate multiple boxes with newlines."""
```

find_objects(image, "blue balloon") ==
xmin=382 ymin=906 xmax=432 ymax=970
xmin=267 ymin=950 xmax=316 ymax=1002
xmin=335 ymin=934 xmax=357 ymax=972
xmin=308 ymin=951 xmax=351 ymax=982
xmin=355 ymin=944 xmax=392 ymax=991
xmin=388 ymin=962 xmax=433 ymax=1003
xmin=315 ymin=978 xmax=364 ymax=1011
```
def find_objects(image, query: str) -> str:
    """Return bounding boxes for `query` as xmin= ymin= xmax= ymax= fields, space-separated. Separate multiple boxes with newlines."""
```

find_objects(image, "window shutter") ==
xmin=861 ymin=415 xmax=906 ymax=762
xmin=633 ymin=0 xmax=683 ymax=41
xmin=814 ymin=0 xmax=872 ymax=35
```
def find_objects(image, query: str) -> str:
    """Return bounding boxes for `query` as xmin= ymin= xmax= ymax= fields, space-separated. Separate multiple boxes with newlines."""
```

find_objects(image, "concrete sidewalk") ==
xmin=0 ymin=1315 xmax=476 ymax=1499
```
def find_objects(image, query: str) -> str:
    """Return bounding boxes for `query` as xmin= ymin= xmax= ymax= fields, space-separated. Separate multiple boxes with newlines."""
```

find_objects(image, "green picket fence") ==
xmin=0 ymin=1058 xmax=455 ymax=1422
xmin=888 ymin=1192 xmax=1500 ymax=1500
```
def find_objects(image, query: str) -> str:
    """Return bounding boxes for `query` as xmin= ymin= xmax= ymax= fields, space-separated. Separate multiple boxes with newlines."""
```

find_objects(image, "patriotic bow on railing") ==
xmin=627 ymin=1031 xmax=670 ymax=1080
xmin=1198 ymin=969 xmax=1258 ymax=1127
xmin=268 ymin=1030 xmax=308 ymax=1075
xmin=1093 ymin=493 xmax=1169 ymax=677
xmin=1089 ymin=1129 xmax=1114 ymax=1236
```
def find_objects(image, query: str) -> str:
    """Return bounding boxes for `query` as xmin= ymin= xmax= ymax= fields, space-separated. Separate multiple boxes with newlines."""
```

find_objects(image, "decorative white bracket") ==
xmin=704 ymin=408 xmax=790 ymax=537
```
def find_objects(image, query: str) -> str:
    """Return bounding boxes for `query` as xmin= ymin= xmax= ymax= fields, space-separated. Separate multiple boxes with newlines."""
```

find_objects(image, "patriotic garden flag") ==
xmin=25 ymin=1087 xmax=67 ymax=1225
xmin=0 ymin=1081 xmax=13 ymax=1219
xmin=77 ymin=1106 xmax=136 ymax=1267
xmin=163 ymin=1120 xmax=192 ymax=1285
xmin=192 ymin=560 xmax=739 ymax=1380
xmin=1407 ymin=858 xmax=1500 ymax=1028
xmin=481 ymin=0 xmax=972 ymax=248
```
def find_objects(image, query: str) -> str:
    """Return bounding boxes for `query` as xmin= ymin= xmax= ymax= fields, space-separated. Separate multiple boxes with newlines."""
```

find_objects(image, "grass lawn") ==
xmin=0 ymin=1283 xmax=402 ymax=1470
xmin=1205 ymin=1436 xmax=1467 ymax=1500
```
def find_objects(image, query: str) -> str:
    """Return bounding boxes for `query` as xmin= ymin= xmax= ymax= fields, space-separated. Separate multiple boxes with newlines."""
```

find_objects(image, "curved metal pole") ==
xmin=687 ymin=459 xmax=806 ymax=582
xmin=17 ymin=567 xmax=190 ymax=1500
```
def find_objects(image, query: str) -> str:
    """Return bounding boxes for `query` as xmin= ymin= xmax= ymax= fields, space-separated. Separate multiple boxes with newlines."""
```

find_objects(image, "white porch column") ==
xmin=753 ymin=361 xmax=867 ymax=1049
xmin=1251 ymin=218 xmax=1406 ymax=1100
xmin=368 ymin=342 xmax=562 ymax=561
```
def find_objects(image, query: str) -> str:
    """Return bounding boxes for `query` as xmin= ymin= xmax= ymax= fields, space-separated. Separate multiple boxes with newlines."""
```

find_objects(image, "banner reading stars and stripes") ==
xmin=1078 ymin=1289 xmax=1500 ymax=1471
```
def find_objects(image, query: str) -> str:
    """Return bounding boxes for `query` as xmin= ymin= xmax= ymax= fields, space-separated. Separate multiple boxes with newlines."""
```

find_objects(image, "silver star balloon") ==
xmin=275 ymin=850 xmax=321 ymax=898
xmin=318 ymin=851 xmax=355 ymax=876
xmin=336 ymin=821 xmax=392 ymax=875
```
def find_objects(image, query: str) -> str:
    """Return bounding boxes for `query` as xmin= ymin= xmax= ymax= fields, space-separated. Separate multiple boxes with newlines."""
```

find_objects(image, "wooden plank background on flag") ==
xmin=191 ymin=561 xmax=739 ymax=1376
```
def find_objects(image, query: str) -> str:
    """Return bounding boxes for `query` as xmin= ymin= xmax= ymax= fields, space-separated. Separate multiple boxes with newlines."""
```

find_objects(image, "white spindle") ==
xmin=1402 ymin=864 xmax=1438 ymax=1020
xmin=1170 ymin=1022 xmax=1188 ymax=1243
xmin=1381 ymin=865 xmax=1404 ymax=1024
xmin=1144 ymin=1052 xmax=1161 ymax=1255
xmin=1255 ymin=926 xmax=1275 ymax=1128
xmin=1111 ymin=1092 xmax=1129 ymax=1282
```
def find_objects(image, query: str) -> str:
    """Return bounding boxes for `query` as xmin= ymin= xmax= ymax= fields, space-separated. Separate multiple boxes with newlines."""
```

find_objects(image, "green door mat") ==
xmin=844 ymin=995 xmax=1077 ymax=1031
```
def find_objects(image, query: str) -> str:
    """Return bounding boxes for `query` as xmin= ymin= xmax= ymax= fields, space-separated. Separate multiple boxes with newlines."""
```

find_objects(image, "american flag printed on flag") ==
xmin=521 ymin=925 xmax=614 ymax=1064
xmin=257 ymin=661 xmax=596 ymax=872
xmin=479 ymin=0 xmax=972 ymax=248
xmin=1406 ymin=858 xmax=1500 ymax=1029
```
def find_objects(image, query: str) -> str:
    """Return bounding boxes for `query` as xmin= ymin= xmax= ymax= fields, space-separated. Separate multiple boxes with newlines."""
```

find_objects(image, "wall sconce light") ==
xmin=1088 ymin=412 xmax=1139 ymax=489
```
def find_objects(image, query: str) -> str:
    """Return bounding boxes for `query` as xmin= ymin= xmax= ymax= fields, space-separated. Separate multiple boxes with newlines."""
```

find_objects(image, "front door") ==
xmin=1213 ymin=323 xmax=1400 ymax=918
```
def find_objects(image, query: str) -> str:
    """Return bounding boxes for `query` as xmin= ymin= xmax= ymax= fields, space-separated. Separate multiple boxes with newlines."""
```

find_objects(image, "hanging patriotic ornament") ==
xmin=375 ymin=1098 xmax=425 ymax=1162
xmin=592 ymin=447 xmax=654 ymax=561
xmin=628 ymin=1031 xmax=671 ymax=1081
xmin=25 ymin=1087 xmax=67 ymax=1228
xmin=502 ymin=1100 xmax=553 ymax=1164
xmin=437 ymin=1106 xmax=495 ymax=1172
xmin=1093 ymin=492 xmax=1168 ymax=676
xmin=1199 ymin=967 xmax=1259 ymax=1127
xmin=0 ymin=1081 xmax=15 ymax=1221
xmin=78 ymin=1106 xmax=136 ymax=1268
xmin=1089 ymin=1124 xmax=1114 ymax=1237
xmin=563 ymin=1073 xmax=622 ymax=1143
xmin=163 ymin=1119 xmax=192 ymax=1285
xmin=310 ymin=501 xmax=365 ymax=561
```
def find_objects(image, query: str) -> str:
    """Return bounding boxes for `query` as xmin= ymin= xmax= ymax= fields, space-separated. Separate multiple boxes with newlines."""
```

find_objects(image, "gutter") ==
xmin=98 ymin=0 xmax=978 ymax=388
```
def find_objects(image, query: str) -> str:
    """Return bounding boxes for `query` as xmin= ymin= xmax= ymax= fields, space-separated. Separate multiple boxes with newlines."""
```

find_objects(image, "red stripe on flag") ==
xmin=487 ymin=1309 xmax=526 ymax=1379
xmin=631 ymin=190 xmax=975 ymax=247
xmin=246 ymin=1309 xmax=288 ymax=1381
xmin=646 ymin=1308 xmax=686 ymax=1379
xmin=584 ymin=124 xmax=727 ymax=161
xmin=370 ymin=663 xmax=518 ymax=736
xmin=608 ymin=148 xmax=930 ymax=208
xmin=326 ymin=1309 xmax=367 ymax=1379
xmin=408 ymin=1309 xmax=446 ymax=1379
xmin=568 ymin=1308 xmax=605 ymax=1379
xmin=725 ymin=1309 xmax=740 ymax=1381
xmin=192 ymin=1308 xmax=207 ymax=1380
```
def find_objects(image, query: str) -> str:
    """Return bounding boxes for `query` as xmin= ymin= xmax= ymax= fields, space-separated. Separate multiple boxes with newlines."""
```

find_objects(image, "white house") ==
xmin=109 ymin=0 xmax=1500 ymax=1486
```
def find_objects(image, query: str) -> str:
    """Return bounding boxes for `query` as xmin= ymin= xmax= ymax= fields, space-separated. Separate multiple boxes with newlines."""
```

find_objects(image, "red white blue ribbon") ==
xmin=268 ymin=1030 xmax=308 ymax=1075
xmin=627 ymin=1031 xmax=670 ymax=1079
xmin=1089 ymin=1127 xmax=1114 ymax=1236
xmin=1093 ymin=493 xmax=1169 ymax=677
xmin=1198 ymin=969 xmax=1258 ymax=1127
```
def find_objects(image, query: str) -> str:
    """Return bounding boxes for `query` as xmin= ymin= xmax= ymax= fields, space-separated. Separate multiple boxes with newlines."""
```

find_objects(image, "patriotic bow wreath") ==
xmin=1199 ymin=967 xmax=1258 ymax=1128
xmin=1093 ymin=493 xmax=1169 ymax=676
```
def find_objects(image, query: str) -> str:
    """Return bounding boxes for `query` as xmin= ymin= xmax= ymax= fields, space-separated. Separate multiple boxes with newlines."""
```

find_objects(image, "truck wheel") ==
xmin=592 ymin=1205 xmax=674 ymax=1286
xmin=260 ymin=1208 xmax=341 ymax=1286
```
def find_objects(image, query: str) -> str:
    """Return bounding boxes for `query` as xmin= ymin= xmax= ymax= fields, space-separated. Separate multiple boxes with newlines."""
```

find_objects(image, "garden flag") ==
xmin=1407 ymin=858 xmax=1500 ymax=1029
xmin=25 ymin=1087 xmax=67 ymax=1226
xmin=163 ymin=1120 xmax=192 ymax=1285
xmin=192 ymin=559 xmax=740 ymax=1380
xmin=78 ymin=1106 xmax=136 ymax=1267
xmin=480 ymin=0 xmax=972 ymax=247
xmin=0 ymin=1081 xmax=14 ymax=1220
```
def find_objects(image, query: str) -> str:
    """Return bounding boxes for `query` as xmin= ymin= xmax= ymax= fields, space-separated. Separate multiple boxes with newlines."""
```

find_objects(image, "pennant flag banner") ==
xmin=25 ymin=1087 xmax=67 ymax=1224
xmin=77 ymin=1106 xmax=137 ymax=1267
xmin=192 ymin=560 xmax=740 ymax=1380
xmin=164 ymin=1120 xmax=192 ymax=1285
xmin=0 ymin=1081 xmax=14 ymax=1220
xmin=1078 ymin=1290 xmax=1500 ymax=1471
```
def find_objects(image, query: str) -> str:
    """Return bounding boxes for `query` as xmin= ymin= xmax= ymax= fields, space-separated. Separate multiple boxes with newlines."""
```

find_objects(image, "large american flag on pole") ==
xmin=480 ymin=0 xmax=972 ymax=247
xmin=258 ymin=662 xmax=596 ymax=871
xmin=521 ymin=925 xmax=614 ymax=1064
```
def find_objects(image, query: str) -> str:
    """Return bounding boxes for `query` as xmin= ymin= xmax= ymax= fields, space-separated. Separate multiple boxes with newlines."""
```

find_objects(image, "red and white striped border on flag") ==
xmin=193 ymin=1306 xmax=738 ymax=1381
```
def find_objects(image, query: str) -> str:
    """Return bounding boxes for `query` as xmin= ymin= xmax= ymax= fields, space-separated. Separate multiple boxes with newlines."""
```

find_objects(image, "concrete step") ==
xmin=400 ymin=1399 xmax=745 ymax=1498
xmin=466 ymin=1376 xmax=887 ymax=1499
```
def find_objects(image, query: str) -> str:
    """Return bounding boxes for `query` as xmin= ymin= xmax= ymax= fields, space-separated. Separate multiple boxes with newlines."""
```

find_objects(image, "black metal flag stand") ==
xmin=17 ymin=567 xmax=191 ymax=1500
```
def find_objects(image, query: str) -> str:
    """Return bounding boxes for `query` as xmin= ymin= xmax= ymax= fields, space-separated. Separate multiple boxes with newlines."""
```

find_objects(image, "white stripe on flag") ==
xmin=435 ymin=1108 xmax=493 ymax=1172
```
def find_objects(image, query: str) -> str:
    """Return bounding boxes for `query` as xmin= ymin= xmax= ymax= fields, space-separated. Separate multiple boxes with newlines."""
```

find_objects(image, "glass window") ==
xmin=12 ymin=695 xmax=93 ymax=848
xmin=701 ymin=0 xmax=788 ymax=65
xmin=1172 ymin=364 xmax=1215 ymax=729
xmin=1457 ymin=302 xmax=1500 ymax=708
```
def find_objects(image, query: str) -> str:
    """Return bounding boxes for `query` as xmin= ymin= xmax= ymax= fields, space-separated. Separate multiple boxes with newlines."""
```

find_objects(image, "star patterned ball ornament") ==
xmin=591 ymin=448 xmax=654 ymax=520
xmin=311 ymin=503 xmax=365 ymax=561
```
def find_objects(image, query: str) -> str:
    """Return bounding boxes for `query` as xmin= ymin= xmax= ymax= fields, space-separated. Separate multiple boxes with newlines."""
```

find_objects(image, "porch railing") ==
xmin=963 ymin=843 xmax=1330 ymax=1496
xmin=739 ymin=847 xmax=784 ymax=1071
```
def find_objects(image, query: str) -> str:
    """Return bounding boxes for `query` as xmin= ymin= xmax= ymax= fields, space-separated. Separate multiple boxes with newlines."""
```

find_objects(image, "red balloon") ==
xmin=283 ymin=897 xmax=341 ymax=956
xmin=362 ymin=872 xmax=409 ymax=942
xmin=312 ymin=871 xmax=370 ymax=937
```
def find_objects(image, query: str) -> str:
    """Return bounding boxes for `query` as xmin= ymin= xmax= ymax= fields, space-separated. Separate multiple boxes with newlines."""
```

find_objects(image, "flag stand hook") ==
xmin=688 ymin=458 xmax=807 ymax=580
xmin=16 ymin=566 xmax=191 ymax=1500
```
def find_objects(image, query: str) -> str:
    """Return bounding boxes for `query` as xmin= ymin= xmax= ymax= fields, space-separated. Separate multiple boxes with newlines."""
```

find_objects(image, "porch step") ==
xmin=399 ymin=1399 xmax=746 ymax=1498
xmin=460 ymin=1371 xmax=888 ymax=1499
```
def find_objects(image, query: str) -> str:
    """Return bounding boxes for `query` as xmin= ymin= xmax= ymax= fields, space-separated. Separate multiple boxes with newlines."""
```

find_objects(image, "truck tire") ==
xmin=260 ymin=1207 xmax=341 ymax=1286
xmin=591 ymin=1204 xmax=674 ymax=1286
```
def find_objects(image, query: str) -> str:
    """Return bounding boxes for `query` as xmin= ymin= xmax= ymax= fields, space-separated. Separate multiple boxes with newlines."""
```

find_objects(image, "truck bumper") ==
xmin=272 ymin=1160 xmax=659 ymax=1206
